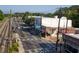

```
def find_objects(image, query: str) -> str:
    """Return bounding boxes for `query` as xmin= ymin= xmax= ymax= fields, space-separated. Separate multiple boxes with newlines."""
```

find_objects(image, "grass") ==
xmin=0 ymin=17 xmax=8 ymax=23
xmin=8 ymin=39 xmax=19 ymax=53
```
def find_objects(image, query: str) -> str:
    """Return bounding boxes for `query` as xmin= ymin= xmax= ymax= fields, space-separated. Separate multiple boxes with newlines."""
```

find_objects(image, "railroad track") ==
xmin=4 ymin=21 xmax=10 ymax=52
xmin=0 ymin=19 xmax=9 ymax=32
xmin=0 ymin=18 xmax=12 ymax=53
xmin=0 ymin=21 xmax=8 ymax=52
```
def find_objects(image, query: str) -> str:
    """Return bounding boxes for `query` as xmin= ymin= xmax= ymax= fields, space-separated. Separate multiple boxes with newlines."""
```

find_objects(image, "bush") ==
xmin=8 ymin=47 xmax=13 ymax=53
xmin=8 ymin=42 xmax=19 ymax=53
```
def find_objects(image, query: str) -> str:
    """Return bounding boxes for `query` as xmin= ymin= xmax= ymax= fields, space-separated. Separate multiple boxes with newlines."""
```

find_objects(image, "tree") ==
xmin=0 ymin=10 xmax=4 ymax=20
xmin=53 ymin=5 xmax=79 ymax=28
xmin=22 ymin=12 xmax=35 ymax=26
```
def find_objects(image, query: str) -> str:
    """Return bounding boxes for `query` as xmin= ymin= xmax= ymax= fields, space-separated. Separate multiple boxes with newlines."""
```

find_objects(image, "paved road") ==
xmin=13 ymin=17 xmax=56 ymax=53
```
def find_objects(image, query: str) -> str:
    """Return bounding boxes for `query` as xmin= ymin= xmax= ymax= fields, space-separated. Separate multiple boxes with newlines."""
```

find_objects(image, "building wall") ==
xmin=42 ymin=17 xmax=72 ymax=28
xmin=34 ymin=16 xmax=72 ymax=31
xmin=63 ymin=34 xmax=79 ymax=53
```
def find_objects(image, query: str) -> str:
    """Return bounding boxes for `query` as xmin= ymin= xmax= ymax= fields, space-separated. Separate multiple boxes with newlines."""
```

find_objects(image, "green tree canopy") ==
xmin=0 ymin=10 xmax=4 ymax=20
xmin=53 ymin=5 xmax=79 ymax=27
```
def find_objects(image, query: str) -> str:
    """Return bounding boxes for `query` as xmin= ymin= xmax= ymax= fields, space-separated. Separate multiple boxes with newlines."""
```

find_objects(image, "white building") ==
xmin=34 ymin=16 xmax=74 ymax=40
xmin=42 ymin=16 xmax=72 ymax=28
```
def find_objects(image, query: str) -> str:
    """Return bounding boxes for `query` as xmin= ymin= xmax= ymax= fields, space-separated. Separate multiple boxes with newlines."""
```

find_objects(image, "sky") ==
xmin=0 ymin=5 xmax=71 ymax=14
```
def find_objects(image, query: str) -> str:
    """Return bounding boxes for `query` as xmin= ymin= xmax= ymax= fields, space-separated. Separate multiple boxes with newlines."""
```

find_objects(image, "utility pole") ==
xmin=56 ymin=8 xmax=62 ymax=52
xmin=10 ymin=9 xmax=12 ymax=42
xmin=65 ymin=19 xmax=68 ymax=33
xmin=56 ymin=18 xmax=60 ymax=52
xmin=9 ymin=9 xmax=12 ymax=39
xmin=8 ymin=9 xmax=12 ymax=52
